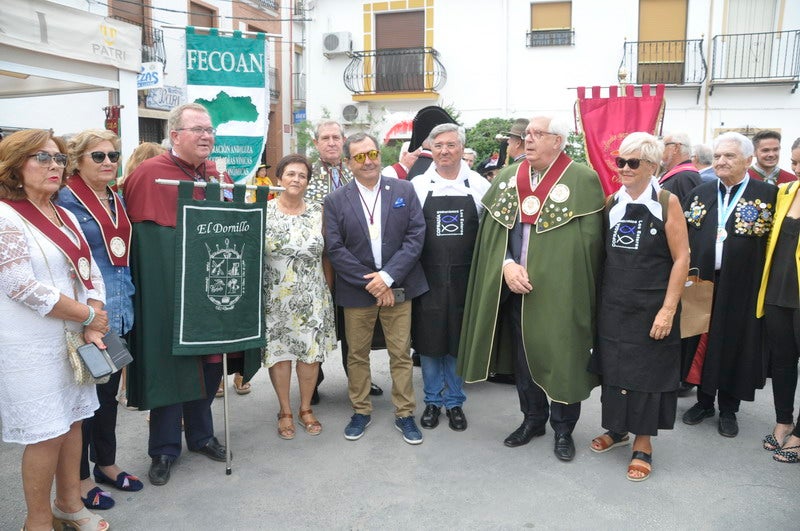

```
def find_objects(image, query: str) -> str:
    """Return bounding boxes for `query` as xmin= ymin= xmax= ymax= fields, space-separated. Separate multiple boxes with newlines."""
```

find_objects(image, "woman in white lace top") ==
xmin=0 ymin=129 xmax=110 ymax=531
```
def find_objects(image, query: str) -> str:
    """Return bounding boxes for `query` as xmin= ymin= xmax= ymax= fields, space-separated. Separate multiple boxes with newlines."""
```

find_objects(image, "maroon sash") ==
xmin=1 ymin=198 xmax=94 ymax=290
xmin=392 ymin=162 xmax=408 ymax=180
xmin=516 ymin=152 xmax=572 ymax=225
xmin=659 ymin=161 xmax=697 ymax=184
xmin=66 ymin=174 xmax=131 ymax=266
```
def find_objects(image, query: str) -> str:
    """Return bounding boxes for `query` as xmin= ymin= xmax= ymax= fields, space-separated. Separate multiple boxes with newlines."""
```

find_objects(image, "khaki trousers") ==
xmin=344 ymin=301 xmax=415 ymax=417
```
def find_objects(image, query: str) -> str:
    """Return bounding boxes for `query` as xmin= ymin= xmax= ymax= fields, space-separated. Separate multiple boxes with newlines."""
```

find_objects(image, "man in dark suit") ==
xmin=324 ymin=132 xmax=429 ymax=445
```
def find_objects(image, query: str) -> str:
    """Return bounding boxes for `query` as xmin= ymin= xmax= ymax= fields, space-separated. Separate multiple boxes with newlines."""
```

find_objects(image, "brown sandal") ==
xmin=277 ymin=412 xmax=295 ymax=440
xmin=233 ymin=374 xmax=251 ymax=395
xmin=298 ymin=408 xmax=322 ymax=435
xmin=627 ymin=450 xmax=652 ymax=482
xmin=590 ymin=431 xmax=630 ymax=453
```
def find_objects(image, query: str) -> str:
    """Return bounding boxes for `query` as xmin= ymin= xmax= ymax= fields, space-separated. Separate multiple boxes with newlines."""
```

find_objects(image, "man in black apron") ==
xmin=411 ymin=123 xmax=490 ymax=431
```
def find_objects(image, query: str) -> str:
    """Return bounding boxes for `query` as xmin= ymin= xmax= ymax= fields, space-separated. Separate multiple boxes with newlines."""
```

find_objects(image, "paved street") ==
xmin=1 ymin=351 xmax=798 ymax=530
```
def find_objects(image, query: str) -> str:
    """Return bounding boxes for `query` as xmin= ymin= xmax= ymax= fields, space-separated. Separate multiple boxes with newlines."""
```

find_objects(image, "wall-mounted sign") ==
xmin=146 ymin=85 xmax=184 ymax=111
xmin=137 ymin=62 xmax=164 ymax=90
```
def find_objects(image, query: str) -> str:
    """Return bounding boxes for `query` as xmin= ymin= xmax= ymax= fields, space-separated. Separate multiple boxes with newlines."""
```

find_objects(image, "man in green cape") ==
xmin=457 ymin=115 xmax=604 ymax=462
xmin=124 ymin=103 xmax=260 ymax=486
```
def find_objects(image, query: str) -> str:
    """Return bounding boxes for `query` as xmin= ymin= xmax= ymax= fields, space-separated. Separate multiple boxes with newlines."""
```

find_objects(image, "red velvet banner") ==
xmin=576 ymin=85 xmax=665 ymax=195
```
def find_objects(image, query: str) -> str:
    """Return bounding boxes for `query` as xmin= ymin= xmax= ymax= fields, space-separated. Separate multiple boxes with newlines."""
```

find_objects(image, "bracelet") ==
xmin=82 ymin=305 xmax=95 ymax=326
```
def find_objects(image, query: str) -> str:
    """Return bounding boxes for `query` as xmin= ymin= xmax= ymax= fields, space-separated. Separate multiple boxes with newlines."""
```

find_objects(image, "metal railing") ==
xmin=619 ymin=38 xmax=706 ymax=85
xmin=526 ymin=29 xmax=575 ymax=47
xmin=110 ymin=16 xmax=167 ymax=67
xmin=343 ymin=47 xmax=447 ymax=95
xmin=293 ymin=72 xmax=306 ymax=102
xmin=254 ymin=0 xmax=280 ymax=10
xmin=268 ymin=67 xmax=280 ymax=101
xmin=711 ymin=30 xmax=800 ymax=85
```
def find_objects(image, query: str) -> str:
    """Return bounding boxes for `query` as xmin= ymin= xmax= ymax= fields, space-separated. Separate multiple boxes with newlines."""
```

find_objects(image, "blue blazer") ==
xmin=324 ymin=176 xmax=429 ymax=307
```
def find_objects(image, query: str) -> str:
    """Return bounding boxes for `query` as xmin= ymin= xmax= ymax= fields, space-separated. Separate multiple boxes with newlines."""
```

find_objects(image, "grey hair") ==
xmin=664 ymin=132 xmax=692 ymax=158
xmin=692 ymin=143 xmax=713 ymax=165
xmin=463 ymin=147 xmax=476 ymax=156
xmin=791 ymin=137 xmax=800 ymax=151
xmin=427 ymin=123 xmax=465 ymax=147
xmin=714 ymin=132 xmax=754 ymax=158
xmin=619 ymin=132 xmax=664 ymax=165
xmin=314 ymin=120 xmax=344 ymax=140
xmin=168 ymin=103 xmax=209 ymax=132
xmin=343 ymin=132 xmax=380 ymax=159
xmin=534 ymin=115 xmax=569 ymax=151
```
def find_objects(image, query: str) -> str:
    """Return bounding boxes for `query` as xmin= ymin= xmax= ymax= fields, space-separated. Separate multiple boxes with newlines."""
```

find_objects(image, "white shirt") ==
xmin=412 ymin=160 xmax=490 ymax=213
xmin=354 ymin=178 xmax=394 ymax=286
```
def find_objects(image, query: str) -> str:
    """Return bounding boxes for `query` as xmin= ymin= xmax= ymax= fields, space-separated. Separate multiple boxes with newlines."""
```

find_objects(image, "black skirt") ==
xmin=601 ymin=385 xmax=677 ymax=436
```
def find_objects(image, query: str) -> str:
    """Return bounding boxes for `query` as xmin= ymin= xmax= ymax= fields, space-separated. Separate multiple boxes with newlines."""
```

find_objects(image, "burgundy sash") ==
xmin=66 ymin=174 xmax=131 ymax=266
xmin=659 ymin=161 xmax=697 ymax=184
xmin=392 ymin=162 xmax=408 ymax=180
xmin=516 ymin=152 xmax=572 ymax=225
xmin=1 ymin=198 xmax=94 ymax=290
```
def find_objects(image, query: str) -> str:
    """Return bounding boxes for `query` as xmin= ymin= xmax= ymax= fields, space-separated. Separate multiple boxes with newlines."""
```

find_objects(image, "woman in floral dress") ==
xmin=264 ymin=154 xmax=336 ymax=440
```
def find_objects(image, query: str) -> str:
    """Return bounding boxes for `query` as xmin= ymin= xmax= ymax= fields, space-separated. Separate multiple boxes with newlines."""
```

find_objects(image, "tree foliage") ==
xmin=465 ymin=118 xmax=514 ymax=163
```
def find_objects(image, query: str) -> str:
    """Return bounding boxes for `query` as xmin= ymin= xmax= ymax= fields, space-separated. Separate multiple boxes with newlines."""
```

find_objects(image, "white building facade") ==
xmin=305 ymin=0 xmax=800 ymax=164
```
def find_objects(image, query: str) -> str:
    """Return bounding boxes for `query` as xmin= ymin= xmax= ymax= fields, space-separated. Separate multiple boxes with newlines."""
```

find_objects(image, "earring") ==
xmin=17 ymin=183 xmax=23 ymax=188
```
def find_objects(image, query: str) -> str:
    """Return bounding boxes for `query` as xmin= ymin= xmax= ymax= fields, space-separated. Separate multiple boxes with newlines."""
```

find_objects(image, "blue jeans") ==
xmin=420 ymin=354 xmax=465 ymax=409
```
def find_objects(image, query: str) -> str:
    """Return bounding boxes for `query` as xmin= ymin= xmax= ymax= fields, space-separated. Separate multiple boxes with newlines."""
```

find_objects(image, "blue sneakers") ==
xmin=344 ymin=413 xmax=371 ymax=440
xmin=395 ymin=416 xmax=423 ymax=445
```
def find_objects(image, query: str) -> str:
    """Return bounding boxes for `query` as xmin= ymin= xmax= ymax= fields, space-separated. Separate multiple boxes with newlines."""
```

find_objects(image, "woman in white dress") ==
xmin=0 ymin=129 xmax=110 ymax=531
xmin=264 ymin=154 xmax=336 ymax=440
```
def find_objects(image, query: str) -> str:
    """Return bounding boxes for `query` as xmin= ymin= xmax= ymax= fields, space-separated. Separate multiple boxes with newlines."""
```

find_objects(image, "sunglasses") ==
xmin=87 ymin=151 xmax=121 ymax=163
xmin=29 ymin=152 xmax=67 ymax=166
xmin=351 ymin=149 xmax=380 ymax=164
xmin=615 ymin=157 xmax=642 ymax=170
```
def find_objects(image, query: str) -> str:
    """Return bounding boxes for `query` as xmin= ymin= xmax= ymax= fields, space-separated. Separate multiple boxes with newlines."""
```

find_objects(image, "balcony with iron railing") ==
xmin=526 ymin=28 xmax=575 ymax=47
xmin=618 ymin=38 xmax=706 ymax=87
xmin=343 ymin=47 xmax=447 ymax=99
xmin=110 ymin=16 xmax=167 ymax=67
xmin=710 ymin=30 xmax=800 ymax=93
xmin=268 ymin=67 xmax=280 ymax=102
xmin=293 ymin=72 xmax=306 ymax=103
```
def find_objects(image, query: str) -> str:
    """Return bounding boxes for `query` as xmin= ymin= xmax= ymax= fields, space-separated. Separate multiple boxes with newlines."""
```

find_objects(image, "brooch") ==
xmin=684 ymin=197 xmax=707 ymax=227
xmin=734 ymin=198 xmax=773 ymax=236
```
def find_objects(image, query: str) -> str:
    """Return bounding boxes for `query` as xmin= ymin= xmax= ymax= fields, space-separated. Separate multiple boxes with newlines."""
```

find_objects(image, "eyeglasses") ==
xmin=664 ymin=142 xmax=681 ymax=147
xmin=176 ymin=127 xmax=216 ymax=136
xmin=432 ymin=142 xmax=459 ymax=151
xmin=29 ymin=152 xmax=67 ymax=166
xmin=87 ymin=151 xmax=121 ymax=163
xmin=351 ymin=149 xmax=380 ymax=164
xmin=526 ymin=130 xmax=558 ymax=140
xmin=615 ymin=157 xmax=642 ymax=170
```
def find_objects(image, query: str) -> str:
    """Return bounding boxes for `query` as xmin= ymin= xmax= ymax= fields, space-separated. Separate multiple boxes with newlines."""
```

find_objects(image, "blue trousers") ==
xmin=420 ymin=354 xmax=466 ymax=409
xmin=148 ymin=361 xmax=222 ymax=459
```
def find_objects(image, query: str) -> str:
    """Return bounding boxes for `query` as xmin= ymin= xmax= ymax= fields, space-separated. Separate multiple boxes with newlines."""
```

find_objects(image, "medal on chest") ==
xmin=716 ymin=227 xmax=727 ymax=243
xmin=521 ymin=196 xmax=541 ymax=216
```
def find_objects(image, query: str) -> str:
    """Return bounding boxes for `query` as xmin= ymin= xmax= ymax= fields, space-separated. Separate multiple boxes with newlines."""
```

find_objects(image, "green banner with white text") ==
xmin=172 ymin=182 xmax=266 ymax=355
xmin=185 ymin=28 xmax=269 ymax=183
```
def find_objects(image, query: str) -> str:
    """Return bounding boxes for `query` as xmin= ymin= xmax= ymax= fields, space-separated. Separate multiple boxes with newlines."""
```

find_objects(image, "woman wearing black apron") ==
xmin=589 ymin=132 xmax=689 ymax=482
xmin=410 ymin=123 xmax=489 ymax=432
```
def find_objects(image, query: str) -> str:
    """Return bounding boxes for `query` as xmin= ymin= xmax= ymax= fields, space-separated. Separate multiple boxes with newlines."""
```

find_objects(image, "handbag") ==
xmin=65 ymin=326 xmax=110 ymax=385
xmin=680 ymin=267 xmax=714 ymax=338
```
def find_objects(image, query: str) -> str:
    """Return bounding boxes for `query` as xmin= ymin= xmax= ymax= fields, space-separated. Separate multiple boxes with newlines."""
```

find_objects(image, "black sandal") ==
xmin=774 ymin=445 xmax=800 ymax=463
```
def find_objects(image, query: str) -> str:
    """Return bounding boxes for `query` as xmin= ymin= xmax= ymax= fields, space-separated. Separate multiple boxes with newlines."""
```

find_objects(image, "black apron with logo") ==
xmin=411 ymin=184 xmax=479 ymax=357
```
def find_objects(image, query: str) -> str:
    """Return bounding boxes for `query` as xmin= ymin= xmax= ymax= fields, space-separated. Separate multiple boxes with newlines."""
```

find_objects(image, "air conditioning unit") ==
xmin=341 ymin=102 xmax=369 ymax=125
xmin=323 ymin=32 xmax=352 ymax=58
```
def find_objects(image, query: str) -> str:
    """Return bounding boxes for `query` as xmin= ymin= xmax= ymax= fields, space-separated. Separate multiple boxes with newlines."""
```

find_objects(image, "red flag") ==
xmin=576 ymin=85 xmax=665 ymax=195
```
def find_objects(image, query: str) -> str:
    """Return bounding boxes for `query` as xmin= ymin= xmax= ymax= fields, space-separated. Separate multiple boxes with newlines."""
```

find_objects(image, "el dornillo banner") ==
xmin=185 ymin=28 xmax=269 ymax=182
xmin=172 ymin=182 xmax=267 ymax=356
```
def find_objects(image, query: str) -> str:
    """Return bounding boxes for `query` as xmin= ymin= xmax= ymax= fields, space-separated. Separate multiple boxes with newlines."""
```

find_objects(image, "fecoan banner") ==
xmin=185 ymin=28 xmax=269 ymax=183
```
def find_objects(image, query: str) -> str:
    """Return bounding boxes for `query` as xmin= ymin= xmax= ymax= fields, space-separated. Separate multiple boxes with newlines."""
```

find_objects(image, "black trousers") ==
xmin=697 ymin=387 xmax=740 ymax=414
xmin=80 ymin=370 xmax=122 ymax=480
xmin=148 ymin=361 xmax=222 ymax=458
xmin=764 ymin=304 xmax=800 ymax=437
xmin=510 ymin=294 xmax=581 ymax=434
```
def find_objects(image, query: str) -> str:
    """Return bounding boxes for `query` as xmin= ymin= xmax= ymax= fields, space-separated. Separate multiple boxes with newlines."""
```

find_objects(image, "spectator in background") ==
xmin=659 ymin=132 xmax=702 ymax=200
xmin=462 ymin=148 xmax=477 ymax=169
xmin=407 ymin=106 xmax=458 ymax=180
xmin=119 ymin=142 xmax=166 ymax=193
xmin=692 ymin=143 xmax=717 ymax=182
xmin=381 ymin=140 xmax=419 ymax=180
xmin=748 ymin=130 xmax=797 ymax=185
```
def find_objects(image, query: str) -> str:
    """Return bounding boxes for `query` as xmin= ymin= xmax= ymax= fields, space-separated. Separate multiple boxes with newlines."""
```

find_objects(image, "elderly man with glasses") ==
xmin=458 ymin=115 xmax=605 ymax=462
xmin=324 ymin=132 xmax=429 ymax=445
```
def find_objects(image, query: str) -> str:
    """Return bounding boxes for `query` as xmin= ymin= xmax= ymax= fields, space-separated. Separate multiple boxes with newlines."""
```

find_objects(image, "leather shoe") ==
xmin=682 ymin=403 xmax=715 ymax=425
xmin=369 ymin=383 xmax=383 ymax=396
xmin=191 ymin=436 xmax=229 ymax=462
xmin=148 ymin=455 xmax=172 ymax=486
xmin=554 ymin=432 xmax=576 ymax=461
xmin=446 ymin=407 xmax=467 ymax=431
xmin=420 ymin=404 xmax=440 ymax=429
xmin=718 ymin=412 xmax=739 ymax=438
xmin=504 ymin=421 xmax=546 ymax=447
